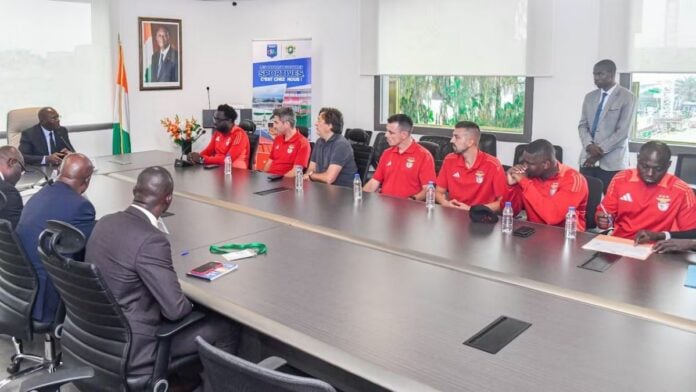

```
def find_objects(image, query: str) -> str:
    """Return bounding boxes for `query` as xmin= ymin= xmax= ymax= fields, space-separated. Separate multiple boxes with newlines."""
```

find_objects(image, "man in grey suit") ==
xmin=85 ymin=166 xmax=238 ymax=379
xmin=578 ymin=59 xmax=636 ymax=193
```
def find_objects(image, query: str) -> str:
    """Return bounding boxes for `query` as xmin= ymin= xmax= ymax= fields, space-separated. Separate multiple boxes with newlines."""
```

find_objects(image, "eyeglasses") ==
xmin=13 ymin=159 xmax=27 ymax=175
xmin=212 ymin=116 xmax=229 ymax=122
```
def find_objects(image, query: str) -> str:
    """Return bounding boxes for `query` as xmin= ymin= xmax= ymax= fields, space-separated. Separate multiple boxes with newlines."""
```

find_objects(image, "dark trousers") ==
xmin=580 ymin=167 xmax=618 ymax=195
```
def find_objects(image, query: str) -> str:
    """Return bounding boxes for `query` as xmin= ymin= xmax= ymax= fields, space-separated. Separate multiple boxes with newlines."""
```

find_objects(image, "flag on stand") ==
xmin=112 ymin=38 xmax=131 ymax=154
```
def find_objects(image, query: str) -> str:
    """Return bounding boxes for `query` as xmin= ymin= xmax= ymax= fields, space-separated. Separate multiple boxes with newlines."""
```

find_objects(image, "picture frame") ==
xmin=138 ymin=17 xmax=182 ymax=91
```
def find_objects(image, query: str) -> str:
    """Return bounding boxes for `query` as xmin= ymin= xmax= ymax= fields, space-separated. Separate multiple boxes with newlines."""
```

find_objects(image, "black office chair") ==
xmin=351 ymin=143 xmax=374 ymax=183
xmin=345 ymin=129 xmax=370 ymax=145
xmin=38 ymin=220 xmax=205 ymax=392
xmin=583 ymin=175 xmax=604 ymax=231
xmin=513 ymin=143 xmax=564 ymax=164
xmin=248 ymin=133 xmax=260 ymax=170
xmin=238 ymin=119 xmax=256 ymax=137
xmin=419 ymin=135 xmax=450 ymax=151
xmin=675 ymin=153 xmax=696 ymax=187
xmin=196 ymin=336 xmax=336 ymax=392
xmin=296 ymin=126 xmax=309 ymax=138
xmin=371 ymin=132 xmax=389 ymax=168
xmin=479 ymin=133 xmax=497 ymax=157
xmin=418 ymin=141 xmax=440 ymax=173
xmin=0 ymin=191 xmax=62 ymax=381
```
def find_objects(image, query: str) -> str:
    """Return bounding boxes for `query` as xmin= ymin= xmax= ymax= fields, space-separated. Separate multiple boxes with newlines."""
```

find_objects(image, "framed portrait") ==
xmin=138 ymin=17 xmax=182 ymax=90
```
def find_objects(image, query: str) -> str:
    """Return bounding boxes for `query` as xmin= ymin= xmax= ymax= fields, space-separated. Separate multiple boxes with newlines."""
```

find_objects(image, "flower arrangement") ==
xmin=161 ymin=115 xmax=204 ymax=147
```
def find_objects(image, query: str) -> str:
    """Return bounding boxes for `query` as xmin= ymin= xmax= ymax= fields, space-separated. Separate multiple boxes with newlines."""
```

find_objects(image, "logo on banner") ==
xmin=267 ymin=44 xmax=278 ymax=58
xmin=405 ymin=157 xmax=415 ymax=169
xmin=549 ymin=182 xmax=559 ymax=196
xmin=475 ymin=170 xmax=485 ymax=184
xmin=285 ymin=45 xmax=296 ymax=56
xmin=657 ymin=195 xmax=671 ymax=212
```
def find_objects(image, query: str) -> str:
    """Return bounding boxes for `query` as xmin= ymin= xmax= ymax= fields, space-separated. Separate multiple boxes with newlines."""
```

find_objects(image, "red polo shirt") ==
xmin=372 ymin=140 xmax=436 ymax=198
xmin=601 ymin=169 xmax=696 ymax=239
xmin=436 ymin=151 xmax=506 ymax=206
xmin=267 ymin=130 xmax=311 ymax=175
xmin=504 ymin=163 xmax=588 ymax=231
xmin=199 ymin=127 xmax=250 ymax=168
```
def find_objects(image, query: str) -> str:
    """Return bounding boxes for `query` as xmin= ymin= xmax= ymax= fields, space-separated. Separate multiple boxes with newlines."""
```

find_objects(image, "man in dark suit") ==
xmin=85 ymin=166 xmax=237 ymax=376
xmin=19 ymin=107 xmax=75 ymax=166
xmin=151 ymin=26 xmax=179 ymax=83
xmin=16 ymin=153 xmax=95 ymax=324
xmin=0 ymin=146 xmax=26 ymax=229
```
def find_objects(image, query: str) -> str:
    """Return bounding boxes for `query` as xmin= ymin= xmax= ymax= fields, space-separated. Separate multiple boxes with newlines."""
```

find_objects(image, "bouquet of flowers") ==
xmin=161 ymin=115 xmax=204 ymax=153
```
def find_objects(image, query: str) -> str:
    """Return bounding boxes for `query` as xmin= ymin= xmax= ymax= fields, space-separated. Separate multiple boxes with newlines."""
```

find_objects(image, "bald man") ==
xmin=19 ymin=107 xmax=75 ymax=166
xmin=86 ymin=166 xmax=238 ymax=378
xmin=0 ymin=146 xmax=26 ymax=228
xmin=17 ymin=153 xmax=96 ymax=323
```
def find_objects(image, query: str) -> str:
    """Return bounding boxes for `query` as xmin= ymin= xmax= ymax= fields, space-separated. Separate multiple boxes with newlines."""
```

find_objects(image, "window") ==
xmin=377 ymin=75 xmax=532 ymax=141
xmin=632 ymin=73 xmax=696 ymax=146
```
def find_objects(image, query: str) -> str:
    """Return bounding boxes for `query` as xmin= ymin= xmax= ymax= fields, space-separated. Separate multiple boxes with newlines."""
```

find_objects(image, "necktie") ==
xmin=157 ymin=53 xmax=164 ymax=80
xmin=49 ymin=131 xmax=57 ymax=154
xmin=590 ymin=92 xmax=608 ymax=140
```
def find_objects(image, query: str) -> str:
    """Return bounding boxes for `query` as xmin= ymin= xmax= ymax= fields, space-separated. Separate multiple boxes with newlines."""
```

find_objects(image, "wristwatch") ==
xmin=199 ymin=156 xmax=204 ymax=164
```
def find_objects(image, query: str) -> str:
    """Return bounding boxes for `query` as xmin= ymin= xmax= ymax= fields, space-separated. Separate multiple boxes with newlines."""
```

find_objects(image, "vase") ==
xmin=181 ymin=140 xmax=192 ymax=156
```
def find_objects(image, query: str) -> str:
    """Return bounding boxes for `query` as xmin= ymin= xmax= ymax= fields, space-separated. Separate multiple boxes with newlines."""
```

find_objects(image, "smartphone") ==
xmin=267 ymin=174 xmax=284 ymax=181
xmin=512 ymin=226 xmax=535 ymax=238
xmin=203 ymin=165 xmax=218 ymax=170
xmin=192 ymin=261 xmax=221 ymax=274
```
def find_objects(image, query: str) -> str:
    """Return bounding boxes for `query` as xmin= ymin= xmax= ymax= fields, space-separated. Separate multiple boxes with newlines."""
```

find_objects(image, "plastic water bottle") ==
xmin=294 ymin=165 xmax=304 ymax=191
xmin=425 ymin=181 xmax=435 ymax=209
xmin=565 ymin=206 xmax=578 ymax=239
xmin=353 ymin=173 xmax=363 ymax=201
xmin=502 ymin=201 xmax=514 ymax=234
xmin=224 ymin=154 xmax=232 ymax=175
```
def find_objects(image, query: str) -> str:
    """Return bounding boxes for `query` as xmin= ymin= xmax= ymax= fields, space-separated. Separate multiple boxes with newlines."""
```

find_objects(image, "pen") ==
xmin=180 ymin=250 xmax=189 ymax=256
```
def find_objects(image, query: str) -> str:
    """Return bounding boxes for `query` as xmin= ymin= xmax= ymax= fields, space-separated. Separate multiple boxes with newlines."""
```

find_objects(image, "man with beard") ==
xmin=189 ymin=104 xmax=250 ymax=168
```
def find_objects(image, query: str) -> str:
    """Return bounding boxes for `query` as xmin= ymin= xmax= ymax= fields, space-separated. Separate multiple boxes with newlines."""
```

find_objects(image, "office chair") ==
xmin=345 ymin=129 xmax=371 ymax=145
xmin=6 ymin=107 xmax=41 ymax=148
xmin=479 ymin=133 xmax=497 ymax=157
xmin=296 ymin=126 xmax=309 ymax=138
xmin=675 ymin=153 xmax=696 ymax=187
xmin=248 ymin=133 xmax=260 ymax=170
xmin=513 ymin=144 xmax=563 ymax=164
xmin=371 ymin=132 xmax=389 ymax=168
xmin=582 ymin=175 xmax=604 ymax=231
xmin=238 ymin=119 xmax=256 ymax=137
xmin=417 ymin=141 xmax=440 ymax=173
xmin=351 ymin=142 xmax=374 ymax=183
xmin=38 ymin=220 xmax=205 ymax=392
xmin=196 ymin=336 xmax=336 ymax=392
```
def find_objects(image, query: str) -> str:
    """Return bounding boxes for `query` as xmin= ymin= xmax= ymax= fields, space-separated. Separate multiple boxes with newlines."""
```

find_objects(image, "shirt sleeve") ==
xmin=418 ymin=152 xmax=437 ymax=186
xmin=518 ymin=173 xmax=588 ymax=226
xmin=229 ymin=132 xmax=250 ymax=169
xmin=673 ymin=185 xmax=696 ymax=232
xmin=435 ymin=159 xmax=449 ymax=189
xmin=372 ymin=155 xmax=386 ymax=183
xmin=293 ymin=138 xmax=311 ymax=168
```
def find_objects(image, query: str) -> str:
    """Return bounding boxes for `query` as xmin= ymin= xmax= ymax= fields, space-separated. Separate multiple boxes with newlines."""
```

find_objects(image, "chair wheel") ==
xmin=6 ymin=361 xmax=21 ymax=374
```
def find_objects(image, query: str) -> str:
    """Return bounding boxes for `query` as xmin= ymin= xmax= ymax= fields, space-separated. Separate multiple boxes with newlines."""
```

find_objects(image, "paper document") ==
xmin=582 ymin=235 xmax=653 ymax=260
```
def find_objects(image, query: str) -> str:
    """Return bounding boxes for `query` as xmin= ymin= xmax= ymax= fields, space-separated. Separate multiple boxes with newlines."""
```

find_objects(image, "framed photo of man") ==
xmin=138 ymin=17 xmax=182 ymax=90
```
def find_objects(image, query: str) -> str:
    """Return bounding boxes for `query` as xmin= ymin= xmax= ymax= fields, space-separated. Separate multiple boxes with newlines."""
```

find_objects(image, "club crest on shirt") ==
xmin=657 ymin=195 xmax=671 ymax=212
xmin=475 ymin=170 xmax=484 ymax=184
xmin=549 ymin=182 xmax=559 ymax=196
xmin=215 ymin=136 xmax=221 ymax=142
xmin=287 ymin=144 xmax=295 ymax=154
xmin=405 ymin=157 xmax=416 ymax=169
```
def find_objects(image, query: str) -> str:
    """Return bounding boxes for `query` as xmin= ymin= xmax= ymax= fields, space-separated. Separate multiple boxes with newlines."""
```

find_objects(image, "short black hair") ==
xmin=319 ymin=107 xmax=343 ymax=134
xmin=272 ymin=107 xmax=296 ymax=127
xmin=217 ymin=104 xmax=238 ymax=123
xmin=595 ymin=59 xmax=617 ymax=74
xmin=524 ymin=139 xmax=556 ymax=161
xmin=387 ymin=114 xmax=413 ymax=133
xmin=454 ymin=121 xmax=481 ymax=144
xmin=639 ymin=141 xmax=671 ymax=163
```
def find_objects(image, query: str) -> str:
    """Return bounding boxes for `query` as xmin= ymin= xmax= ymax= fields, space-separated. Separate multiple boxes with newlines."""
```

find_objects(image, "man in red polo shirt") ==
xmin=435 ymin=121 xmax=505 ymax=212
xmin=504 ymin=139 xmax=589 ymax=231
xmin=363 ymin=114 xmax=436 ymax=200
xmin=597 ymin=141 xmax=696 ymax=239
xmin=263 ymin=107 xmax=311 ymax=176
xmin=189 ymin=104 xmax=249 ymax=168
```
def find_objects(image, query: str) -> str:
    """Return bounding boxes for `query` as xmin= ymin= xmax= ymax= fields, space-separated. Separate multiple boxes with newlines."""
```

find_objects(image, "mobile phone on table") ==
xmin=512 ymin=226 xmax=535 ymax=238
xmin=267 ymin=174 xmax=283 ymax=181
xmin=192 ymin=261 xmax=222 ymax=274
xmin=203 ymin=164 xmax=218 ymax=170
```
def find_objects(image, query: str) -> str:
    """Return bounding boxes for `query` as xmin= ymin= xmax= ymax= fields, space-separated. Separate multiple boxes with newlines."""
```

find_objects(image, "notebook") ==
xmin=187 ymin=261 xmax=238 ymax=281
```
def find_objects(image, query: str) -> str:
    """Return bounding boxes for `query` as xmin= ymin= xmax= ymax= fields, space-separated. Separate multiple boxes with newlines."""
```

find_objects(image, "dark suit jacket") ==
xmin=151 ymin=48 xmax=179 ymax=83
xmin=0 ymin=179 xmax=23 ymax=229
xmin=16 ymin=181 xmax=95 ymax=323
xmin=19 ymin=124 xmax=75 ymax=166
xmin=85 ymin=206 xmax=192 ymax=372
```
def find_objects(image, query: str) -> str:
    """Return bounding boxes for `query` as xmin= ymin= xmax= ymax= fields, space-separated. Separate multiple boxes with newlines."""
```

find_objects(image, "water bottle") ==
xmin=425 ymin=181 xmax=435 ymax=209
xmin=565 ymin=206 xmax=578 ymax=239
xmin=294 ymin=165 xmax=304 ymax=191
xmin=353 ymin=173 xmax=363 ymax=201
xmin=502 ymin=201 xmax=514 ymax=234
xmin=224 ymin=154 xmax=232 ymax=175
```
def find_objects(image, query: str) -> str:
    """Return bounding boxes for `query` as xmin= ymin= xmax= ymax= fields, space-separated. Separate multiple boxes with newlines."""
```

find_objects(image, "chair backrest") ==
xmin=39 ymin=221 xmax=131 ymax=391
xmin=418 ymin=141 xmax=441 ymax=173
xmin=675 ymin=153 xmax=696 ymax=186
xmin=196 ymin=337 xmax=336 ymax=392
xmin=7 ymin=107 xmax=41 ymax=147
xmin=371 ymin=132 xmax=389 ymax=168
xmin=345 ymin=129 xmax=369 ymax=145
xmin=351 ymin=144 xmax=374 ymax=183
xmin=248 ymin=133 xmax=260 ymax=170
xmin=583 ymin=175 xmax=604 ymax=230
xmin=296 ymin=126 xmax=309 ymax=138
xmin=238 ymin=119 xmax=256 ymax=136
xmin=513 ymin=144 xmax=564 ymax=164
xmin=479 ymin=133 xmax=497 ymax=157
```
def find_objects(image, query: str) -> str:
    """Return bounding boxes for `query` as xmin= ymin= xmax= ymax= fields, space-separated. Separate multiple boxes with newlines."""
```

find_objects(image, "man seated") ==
xmin=505 ymin=139 xmax=588 ymax=231
xmin=435 ymin=121 xmax=505 ymax=211
xmin=597 ymin=141 xmax=696 ymax=239
xmin=0 ymin=146 xmax=26 ymax=228
xmin=19 ymin=107 xmax=75 ymax=166
xmin=85 ymin=166 xmax=238 ymax=376
xmin=263 ymin=107 xmax=311 ymax=177
xmin=634 ymin=228 xmax=696 ymax=253
xmin=189 ymin=104 xmax=249 ymax=169
xmin=303 ymin=107 xmax=357 ymax=187
xmin=363 ymin=114 xmax=436 ymax=200
xmin=16 ymin=153 xmax=95 ymax=323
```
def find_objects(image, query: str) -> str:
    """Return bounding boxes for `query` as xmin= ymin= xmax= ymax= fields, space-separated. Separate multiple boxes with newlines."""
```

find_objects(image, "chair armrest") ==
xmin=156 ymin=311 xmax=205 ymax=339
xmin=20 ymin=367 xmax=94 ymax=392
xmin=257 ymin=356 xmax=287 ymax=371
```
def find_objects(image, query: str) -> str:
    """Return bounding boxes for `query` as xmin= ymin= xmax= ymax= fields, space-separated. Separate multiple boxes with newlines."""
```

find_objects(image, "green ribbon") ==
xmin=209 ymin=242 xmax=268 ymax=255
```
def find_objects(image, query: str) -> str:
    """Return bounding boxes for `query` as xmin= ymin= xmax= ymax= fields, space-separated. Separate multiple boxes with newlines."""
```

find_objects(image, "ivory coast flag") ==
xmin=142 ymin=23 xmax=153 ymax=82
xmin=112 ymin=40 xmax=132 ymax=154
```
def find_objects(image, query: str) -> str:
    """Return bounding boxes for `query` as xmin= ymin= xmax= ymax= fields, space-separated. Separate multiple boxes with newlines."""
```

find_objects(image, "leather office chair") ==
xmin=371 ymin=132 xmax=389 ymax=169
xmin=418 ymin=141 xmax=441 ymax=173
xmin=296 ymin=126 xmax=309 ymax=138
xmin=419 ymin=135 xmax=450 ymax=151
xmin=345 ymin=129 xmax=371 ymax=145
xmin=513 ymin=143 xmax=563 ymax=164
xmin=351 ymin=143 xmax=374 ymax=183
xmin=6 ymin=107 xmax=41 ymax=148
xmin=38 ymin=220 xmax=205 ymax=392
xmin=675 ymin=153 xmax=696 ymax=187
xmin=238 ymin=119 xmax=256 ymax=137
xmin=583 ymin=175 xmax=604 ymax=231
xmin=248 ymin=133 xmax=260 ymax=170
xmin=479 ymin=133 xmax=497 ymax=157
xmin=196 ymin=336 xmax=336 ymax=392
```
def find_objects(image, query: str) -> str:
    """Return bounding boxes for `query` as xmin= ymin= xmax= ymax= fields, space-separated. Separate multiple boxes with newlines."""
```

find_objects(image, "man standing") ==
xmin=363 ymin=114 xmax=436 ymax=200
xmin=304 ymin=107 xmax=357 ymax=187
xmin=578 ymin=59 xmax=636 ymax=193
xmin=0 ymin=146 xmax=26 ymax=228
xmin=16 ymin=153 xmax=95 ymax=323
xmin=189 ymin=104 xmax=250 ymax=168
xmin=85 ymin=166 xmax=237 ymax=376
xmin=435 ymin=121 xmax=505 ymax=211
xmin=19 ymin=107 xmax=74 ymax=166
xmin=263 ymin=107 xmax=311 ymax=177
xmin=151 ymin=25 xmax=179 ymax=83
xmin=597 ymin=141 xmax=696 ymax=239
xmin=505 ymin=139 xmax=589 ymax=231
